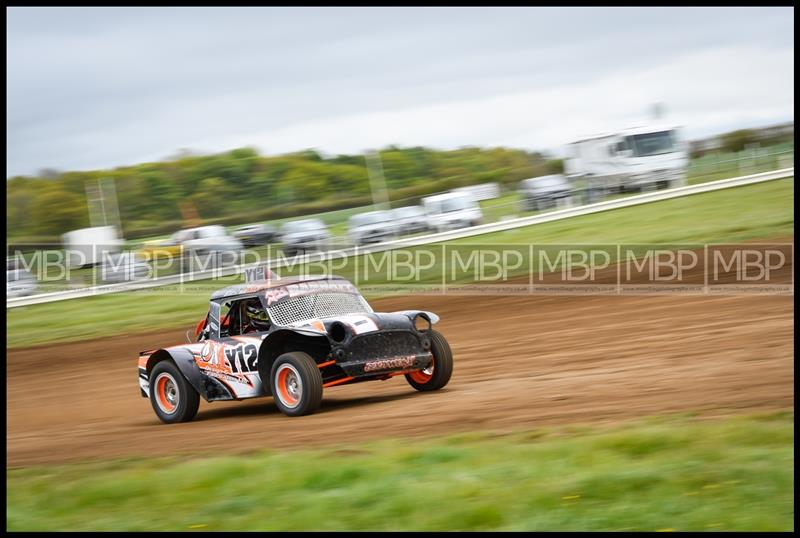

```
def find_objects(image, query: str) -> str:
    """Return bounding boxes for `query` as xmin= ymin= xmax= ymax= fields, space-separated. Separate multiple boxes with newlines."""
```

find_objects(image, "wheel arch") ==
xmin=394 ymin=310 xmax=440 ymax=326
xmin=257 ymin=330 xmax=331 ymax=394
xmin=145 ymin=348 xmax=216 ymax=402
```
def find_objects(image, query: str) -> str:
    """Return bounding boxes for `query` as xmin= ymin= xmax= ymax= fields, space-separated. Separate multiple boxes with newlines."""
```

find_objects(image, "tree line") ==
xmin=7 ymin=146 xmax=563 ymax=242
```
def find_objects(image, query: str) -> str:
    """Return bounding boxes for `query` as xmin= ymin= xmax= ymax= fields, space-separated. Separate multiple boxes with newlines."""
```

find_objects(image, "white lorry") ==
xmin=61 ymin=225 xmax=125 ymax=268
xmin=564 ymin=125 xmax=689 ymax=202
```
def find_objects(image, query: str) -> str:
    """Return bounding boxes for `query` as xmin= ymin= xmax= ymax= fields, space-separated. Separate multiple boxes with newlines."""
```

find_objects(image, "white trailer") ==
xmin=61 ymin=226 xmax=124 ymax=268
xmin=564 ymin=125 xmax=689 ymax=202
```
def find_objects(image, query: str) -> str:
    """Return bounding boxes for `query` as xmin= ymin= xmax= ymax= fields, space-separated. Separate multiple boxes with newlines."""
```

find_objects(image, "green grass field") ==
xmin=6 ymin=411 xmax=793 ymax=531
xmin=687 ymin=142 xmax=794 ymax=185
xmin=6 ymin=177 xmax=793 ymax=349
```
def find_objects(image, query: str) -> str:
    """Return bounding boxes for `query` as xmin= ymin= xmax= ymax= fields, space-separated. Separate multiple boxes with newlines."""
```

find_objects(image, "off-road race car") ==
xmin=138 ymin=268 xmax=453 ymax=423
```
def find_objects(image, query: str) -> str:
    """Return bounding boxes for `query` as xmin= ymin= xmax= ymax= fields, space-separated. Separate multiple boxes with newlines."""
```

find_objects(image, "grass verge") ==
xmin=6 ymin=411 xmax=794 ymax=531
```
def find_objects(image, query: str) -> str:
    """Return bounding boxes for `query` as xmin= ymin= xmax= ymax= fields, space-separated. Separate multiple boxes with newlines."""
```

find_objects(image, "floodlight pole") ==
xmin=365 ymin=150 xmax=391 ymax=211
xmin=85 ymin=177 xmax=123 ymax=234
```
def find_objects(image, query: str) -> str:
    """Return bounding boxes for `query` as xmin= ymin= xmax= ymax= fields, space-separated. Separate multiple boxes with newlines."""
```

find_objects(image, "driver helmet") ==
xmin=245 ymin=301 xmax=270 ymax=330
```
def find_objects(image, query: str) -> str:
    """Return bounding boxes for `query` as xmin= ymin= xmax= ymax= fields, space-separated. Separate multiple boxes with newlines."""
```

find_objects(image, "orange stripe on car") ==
xmin=323 ymin=376 xmax=354 ymax=388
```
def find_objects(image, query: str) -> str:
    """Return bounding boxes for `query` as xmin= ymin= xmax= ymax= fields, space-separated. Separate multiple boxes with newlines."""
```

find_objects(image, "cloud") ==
xmin=207 ymin=45 xmax=794 ymax=157
xmin=5 ymin=7 xmax=794 ymax=176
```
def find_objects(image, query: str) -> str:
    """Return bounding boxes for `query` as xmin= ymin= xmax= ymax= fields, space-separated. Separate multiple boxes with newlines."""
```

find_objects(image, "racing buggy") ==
xmin=138 ymin=269 xmax=453 ymax=423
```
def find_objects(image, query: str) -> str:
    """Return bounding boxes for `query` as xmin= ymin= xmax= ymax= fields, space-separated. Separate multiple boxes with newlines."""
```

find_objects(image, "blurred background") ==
xmin=6 ymin=6 xmax=794 ymax=532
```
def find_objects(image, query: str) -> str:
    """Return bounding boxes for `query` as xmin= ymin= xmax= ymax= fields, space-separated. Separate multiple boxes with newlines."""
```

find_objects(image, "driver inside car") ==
xmin=242 ymin=298 xmax=271 ymax=333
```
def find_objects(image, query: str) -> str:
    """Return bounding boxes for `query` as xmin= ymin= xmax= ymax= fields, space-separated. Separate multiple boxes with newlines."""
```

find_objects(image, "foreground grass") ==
xmin=6 ymin=412 xmax=793 ymax=531
xmin=7 ymin=178 xmax=793 ymax=348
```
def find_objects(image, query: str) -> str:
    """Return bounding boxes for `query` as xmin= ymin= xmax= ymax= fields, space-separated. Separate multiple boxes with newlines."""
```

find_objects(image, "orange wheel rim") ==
xmin=276 ymin=365 xmax=301 ymax=407
xmin=155 ymin=373 xmax=177 ymax=413
xmin=410 ymin=357 xmax=435 ymax=384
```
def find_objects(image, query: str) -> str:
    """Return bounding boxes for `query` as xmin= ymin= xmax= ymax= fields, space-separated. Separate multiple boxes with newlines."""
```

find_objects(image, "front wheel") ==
xmin=270 ymin=352 xmax=324 ymax=416
xmin=406 ymin=330 xmax=453 ymax=392
xmin=149 ymin=360 xmax=200 ymax=424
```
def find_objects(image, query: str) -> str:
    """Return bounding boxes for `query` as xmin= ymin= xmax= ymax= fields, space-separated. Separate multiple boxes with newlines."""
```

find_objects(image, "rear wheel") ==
xmin=406 ymin=330 xmax=453 ymax=392
xmin=149 ymin=360 xmax=200 ymax=424
xmin=270 ymin=352 xmax=324 ymax=416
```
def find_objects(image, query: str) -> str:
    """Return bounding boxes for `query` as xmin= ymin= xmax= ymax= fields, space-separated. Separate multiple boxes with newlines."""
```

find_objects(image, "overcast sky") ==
xmin=6 ymin=6 xmax=794 ymax=177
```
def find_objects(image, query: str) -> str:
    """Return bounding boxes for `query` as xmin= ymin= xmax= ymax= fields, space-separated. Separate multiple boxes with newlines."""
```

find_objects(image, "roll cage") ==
xmin=196 ymin=293 xmax=273 ymax=341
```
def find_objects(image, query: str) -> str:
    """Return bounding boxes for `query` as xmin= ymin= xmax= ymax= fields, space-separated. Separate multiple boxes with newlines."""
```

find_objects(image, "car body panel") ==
xmin=280 ymin=219 xmax=331 ymax=255
xmin=347 ymin=210 xmax=397 ymax=245
xmin=391 ymin=206 xmax=429 ymax=235
xmin=233 ymin=224 xmax=279 ymax=247
xmin=6 ymin=268 xmax=37 ymax=298
xmin=138 ymin=275 xmax=438 ymax=402
xmin=422 ymin=192 xmax=484 ymax=232
xmin=519 ymin=174 xmax=574 ymax=211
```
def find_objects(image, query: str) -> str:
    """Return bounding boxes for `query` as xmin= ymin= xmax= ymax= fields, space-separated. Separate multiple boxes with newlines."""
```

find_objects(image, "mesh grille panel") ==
xmin=268 ymin=293 xmax=373 ymax=326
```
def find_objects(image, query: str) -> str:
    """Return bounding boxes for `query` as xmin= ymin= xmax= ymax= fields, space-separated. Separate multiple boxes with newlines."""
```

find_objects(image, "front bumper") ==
xmin=332 ymin=329 xmax=434 ymax=377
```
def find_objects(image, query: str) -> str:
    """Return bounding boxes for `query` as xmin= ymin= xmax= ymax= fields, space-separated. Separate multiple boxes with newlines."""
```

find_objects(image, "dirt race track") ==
xmin=7 ymin=245 xmax=795 ymax=467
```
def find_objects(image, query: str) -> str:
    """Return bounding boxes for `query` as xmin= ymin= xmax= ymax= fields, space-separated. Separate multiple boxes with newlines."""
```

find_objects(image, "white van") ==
xmin=421 ymin=192 xmax=484 ymax=233
xmin=61 ymin=226 xmax=124 ymax=268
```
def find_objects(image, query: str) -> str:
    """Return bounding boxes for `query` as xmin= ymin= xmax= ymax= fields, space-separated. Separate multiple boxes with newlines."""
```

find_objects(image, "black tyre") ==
xmin=270 ymin=352 xmax=324 ymax=416
xmin=149 ymin=360 xmax=200 ymax=424
xmin=405 ymin=330 xmax=454 ymax=392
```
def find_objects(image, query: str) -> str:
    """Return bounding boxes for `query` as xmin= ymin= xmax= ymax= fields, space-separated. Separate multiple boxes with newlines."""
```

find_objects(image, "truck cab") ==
xmin=565 ymin=125 xmax=689 ymax=202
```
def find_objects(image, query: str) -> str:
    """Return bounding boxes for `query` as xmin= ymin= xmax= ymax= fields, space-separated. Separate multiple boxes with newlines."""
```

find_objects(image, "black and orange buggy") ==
xmin=138 ymin=270 xmax=453 ymax=423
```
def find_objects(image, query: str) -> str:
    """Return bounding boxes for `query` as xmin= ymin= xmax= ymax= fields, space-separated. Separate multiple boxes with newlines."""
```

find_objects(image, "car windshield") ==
xmin=441 ymin=196 xmax=476 ymax=212
xmin=283 ymin=220 xmax=324 ymax=233
xmin=627 ymin=131 xmax=676 ymax=157
xmin=351 ymin=211 xmax=392 ymax=226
